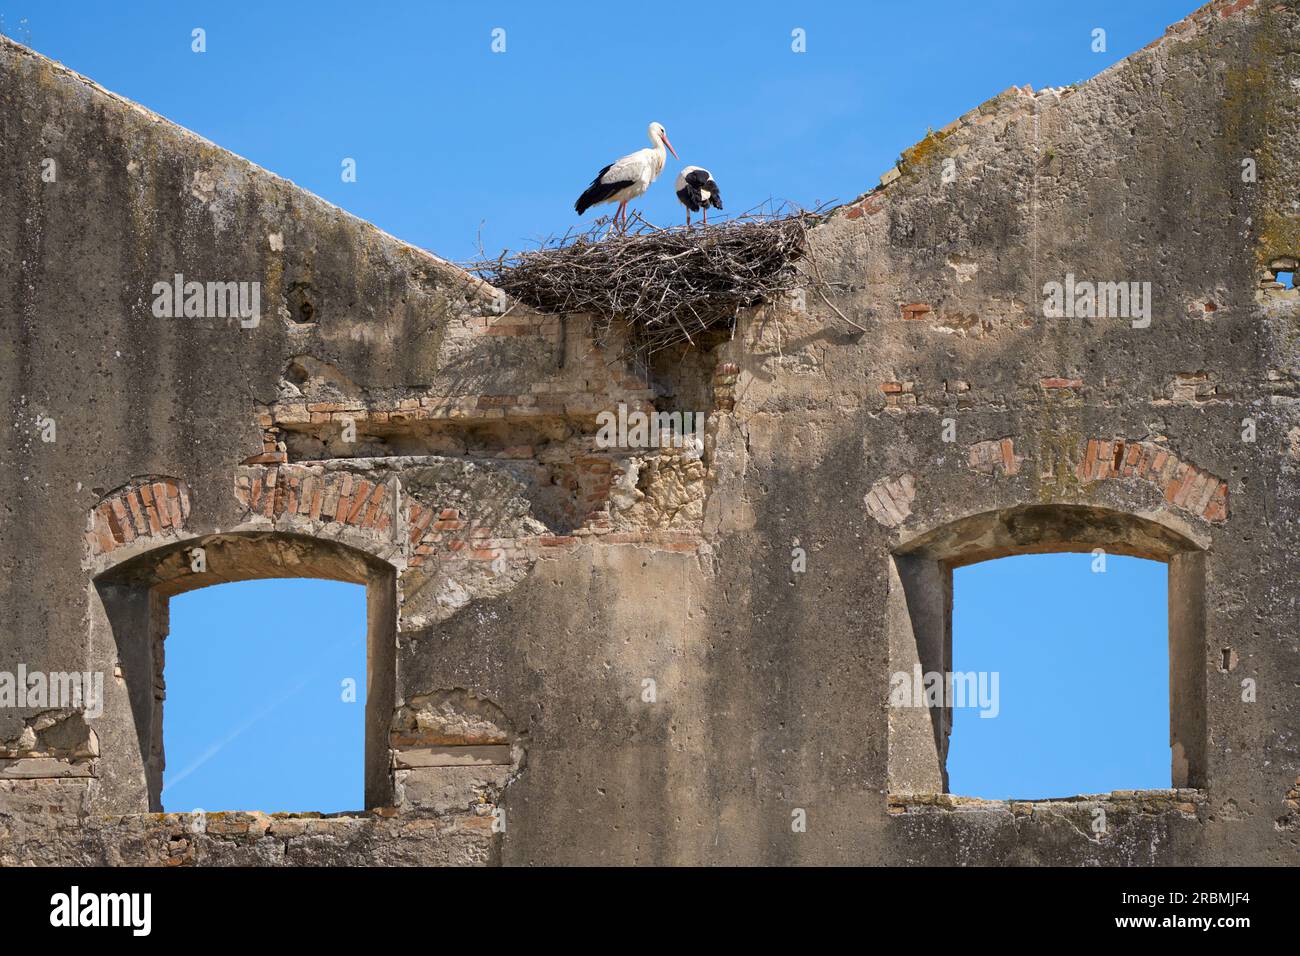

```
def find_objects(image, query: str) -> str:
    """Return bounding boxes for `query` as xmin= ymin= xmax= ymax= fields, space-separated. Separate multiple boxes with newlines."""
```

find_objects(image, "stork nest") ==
xmin=469 ymin=205 xmax=825 ymax=357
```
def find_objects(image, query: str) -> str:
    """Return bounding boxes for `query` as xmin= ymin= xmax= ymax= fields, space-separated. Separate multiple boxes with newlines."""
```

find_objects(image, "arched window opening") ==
xmin=93 ymin=532 xmax=397 ymax=814
xmin=887 ymin=505 xmax=1207 ymax=799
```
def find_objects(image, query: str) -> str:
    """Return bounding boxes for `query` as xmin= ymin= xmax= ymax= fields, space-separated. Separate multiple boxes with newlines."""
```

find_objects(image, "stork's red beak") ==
xmin=661 ymin=134 xmax=679 ymax=160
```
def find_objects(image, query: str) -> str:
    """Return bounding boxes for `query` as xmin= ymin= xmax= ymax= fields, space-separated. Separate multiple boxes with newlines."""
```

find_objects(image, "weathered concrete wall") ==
xmin=1 ymin=0 xmax=1297 ymax=865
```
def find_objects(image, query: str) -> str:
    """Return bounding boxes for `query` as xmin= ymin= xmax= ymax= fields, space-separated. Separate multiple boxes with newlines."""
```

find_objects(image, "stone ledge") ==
xmin=392 ymin=745 xmax=512 ymax=769
xmin=0 ymin=757 xmax=96 ymax=780
xmin=887 ymin=789 xmax=1206 ymax=817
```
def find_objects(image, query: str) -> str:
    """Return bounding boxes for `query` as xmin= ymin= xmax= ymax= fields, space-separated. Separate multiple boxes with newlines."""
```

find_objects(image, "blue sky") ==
xmin=162 ymin=580 xmax=366 ymax=813
xmin=950 ymin=554 xmax=1169 ymax=800
xmin=3 ymin=2 xmax=1191 ymax=810
xmin=2 ymin=0 xmax=1197 ymax=261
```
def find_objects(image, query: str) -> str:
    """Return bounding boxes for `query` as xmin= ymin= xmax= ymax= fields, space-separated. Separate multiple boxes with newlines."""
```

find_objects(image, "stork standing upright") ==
xmin=675 ymin=165 xmax=723 ymax=227
xmin=574 ymin=122 xmax=679 ymax=227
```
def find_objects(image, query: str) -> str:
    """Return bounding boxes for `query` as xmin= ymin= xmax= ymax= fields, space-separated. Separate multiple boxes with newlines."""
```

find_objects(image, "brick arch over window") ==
xmin=885 ymin=504 xmax=1207 ymax=796
xmin=86 ymin=476 xmax=192 ymax=558
xmin=91 ymin=532 xmax=397 ymax=813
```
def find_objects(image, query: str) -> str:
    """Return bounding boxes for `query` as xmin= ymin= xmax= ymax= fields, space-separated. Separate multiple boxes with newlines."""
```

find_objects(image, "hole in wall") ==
xmin=1261 ymin=257 xmax=1299 ymax=297
xmin=288 ymin=282 xmax=319 ymax=325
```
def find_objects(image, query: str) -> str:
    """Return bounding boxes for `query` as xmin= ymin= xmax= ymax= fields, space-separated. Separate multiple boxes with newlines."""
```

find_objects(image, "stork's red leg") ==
xmin=702 ymin=208 xmax=708 ymax=226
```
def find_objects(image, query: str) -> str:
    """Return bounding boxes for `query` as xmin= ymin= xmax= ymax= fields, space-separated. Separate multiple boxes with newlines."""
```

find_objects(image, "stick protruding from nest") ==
xmin=468 ymin=203 xmax=833 ymax=358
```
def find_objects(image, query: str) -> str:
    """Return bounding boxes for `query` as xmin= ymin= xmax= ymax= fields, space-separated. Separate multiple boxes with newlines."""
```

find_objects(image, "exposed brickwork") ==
xmin=1217 ymin=0 xmax=1257 ymax=19
xmin=269 ymin=311 xmax=654 ymax=449
xmin=575 ymin=454 xmax=614 ymax=526
xmin=1163 ymin=371 xmax=1222 ymax=404
xmin=234 ymin=466 xmax=398 ymax=532
xmin=261 ymin=320 xmax=679 ymax=533
xmin=714 ymin=361 xmax=739 ymax=411
xmin=86 ymin=477 xmax=191 ymax=556
xmin=958 ymin=436 xmax=1228 ymax=524
xmin=1040 ymin=376 xmax=1084 ymax=391
xmin=407 ymin=501 xmax=528 ymax=570
xmin=865 ymin=474 xmax=916 ymax=527
xmin=844 ymin=193 xmax=886 ymax=219
xmin=969 ymin=438 xmax=1023 ymax=476
xmin=242 ymin=409 xmax=288 ymax=464
xmin=1075 ymin=439 xmax=1228 ymax=523
xmin=881 ymin=380 xmax=917 ymax=407
xmin=230 ymin=461 xmax=701 ymax=576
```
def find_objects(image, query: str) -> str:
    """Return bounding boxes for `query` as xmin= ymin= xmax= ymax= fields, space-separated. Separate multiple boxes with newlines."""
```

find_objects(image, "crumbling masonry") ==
xmin=1 ymin=0 xmax=1298 ymax=865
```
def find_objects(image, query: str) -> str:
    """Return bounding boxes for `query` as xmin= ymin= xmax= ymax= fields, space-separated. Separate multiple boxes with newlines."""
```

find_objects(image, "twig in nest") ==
xmin=465 ymin=201 xmax=840 ymax=358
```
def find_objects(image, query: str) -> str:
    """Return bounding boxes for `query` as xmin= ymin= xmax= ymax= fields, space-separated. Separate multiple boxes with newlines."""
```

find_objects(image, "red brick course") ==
xmin=963 ymin=436 xmax=1228 ymax=523
xmin=969 ymin=438 xmax=1022 ymax=477
xmin=844 ymin=194 xmax=886 ymax=220
xmin=881 ymin=381 xmax=917 ymax=407
xmin=1076 ymin=438 xmax=1228 ymax=522
xmin=1040 ymin=376 xmax=1084 ymax=391
xmin=86 ymin=477 xmax=192 ymax=557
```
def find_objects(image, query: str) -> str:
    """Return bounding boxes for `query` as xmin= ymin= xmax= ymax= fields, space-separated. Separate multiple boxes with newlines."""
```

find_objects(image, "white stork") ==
xmin=675 ymin=166 xmax=723 ymax=227
xmin=574 ymin=122 xmax=679 ymax=227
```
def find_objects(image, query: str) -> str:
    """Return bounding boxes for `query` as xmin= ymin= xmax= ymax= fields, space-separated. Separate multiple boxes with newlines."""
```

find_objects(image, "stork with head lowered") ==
xmin=674 ymin=166 xmax=723 ymax=228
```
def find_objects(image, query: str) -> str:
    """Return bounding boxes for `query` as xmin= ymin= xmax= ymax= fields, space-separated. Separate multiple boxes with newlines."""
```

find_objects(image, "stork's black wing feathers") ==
xmin=680 ymin=169 xmax=723 ymax=211
xmin=575 ymin=164 xmax=634 ymax=214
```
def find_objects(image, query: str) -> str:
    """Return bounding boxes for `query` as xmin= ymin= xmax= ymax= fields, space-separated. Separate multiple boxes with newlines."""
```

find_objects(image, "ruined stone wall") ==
xmin=1 ymin=0 xmax=1297 ymax=865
